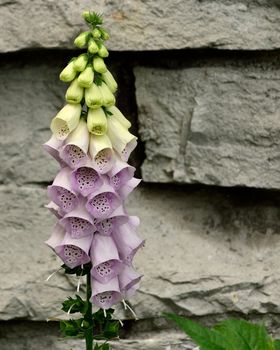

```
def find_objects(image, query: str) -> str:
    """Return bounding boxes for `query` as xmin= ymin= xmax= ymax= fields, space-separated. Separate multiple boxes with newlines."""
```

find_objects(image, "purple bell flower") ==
xmin=108 ymin=156 xmax=136 ymax=190
xmin=91 ymin=277 xmax=122 ymax=309
xmin=71 ymin=162 xmax=103 ymax=197
xmin=95 ymin=206 xmax=129 ymax=236
xmin=119 ymin=265 xmax=143 ymax=298
xmin=55 ymin=231 xmax=92 ymax=269
xmin=43 ymin=134 xmax=66 ymax=166
xmin=60 ymin=199 xmax=96 ymax=238
xmin=45 ymin=223 xmax=66 ymax=251
xmin=59 ymin=119 xmax=89 ymax=168
xmin=86 ymin=179 xmax=121 ymax=219
xmin=117 ymin=177 xmax=141 ymax=199
xmin=47 ymin=167 xmax=79 ymax=213
xmin=89 ymin=134 xmax=115 ymax=174
xmin=90 ymin=233 xmax=123 ymax=283
xmin=113 ymin=216 xmax=144 ymax=265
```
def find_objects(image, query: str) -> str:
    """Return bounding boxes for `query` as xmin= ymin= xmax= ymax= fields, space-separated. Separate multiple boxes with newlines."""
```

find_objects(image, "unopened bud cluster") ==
xmin=44 ymin=12 xmax=144 ymax=310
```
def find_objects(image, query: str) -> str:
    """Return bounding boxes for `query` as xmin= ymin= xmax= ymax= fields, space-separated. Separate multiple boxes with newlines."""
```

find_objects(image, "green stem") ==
xmin=85 ymin=272 xmax=93 ymax=350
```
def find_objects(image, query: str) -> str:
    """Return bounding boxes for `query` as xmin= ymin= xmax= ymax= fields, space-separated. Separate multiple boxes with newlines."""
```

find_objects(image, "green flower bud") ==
xmin=99 ymin=28 xmax=110 ymax=40
xmin=99 ymin=82 xmax=115 ymax=107
xmin=77 ymin=66 xmax=94 ymax=88
xmin=102 ymin=70 xmax=117 ymax=93
xmin=65 ymin=78 xmax=84 ymax=104
xmin=93 ymin=57 xmax=107 ymax=73
xmin=88 ymin=38 xmax=99 ymax=54
xmin=82 ymin=11 xmax=91 ymax=21
xmin=59 ymin=61 xmax=76 ymax=82
xmin=92 ymin=28 xmax=101 ymax=39
xmin=87 ymin=107 xmax=108 ymax=135
xmin=74 ymin=31 xmax=90 ymax=48
xmin=98 ymin=43 xmax=109 ymax=58
xmin=85 ymin=83 xmax=103 ymax=109
xmin=73 ymin=54 xmax=88 ymax=72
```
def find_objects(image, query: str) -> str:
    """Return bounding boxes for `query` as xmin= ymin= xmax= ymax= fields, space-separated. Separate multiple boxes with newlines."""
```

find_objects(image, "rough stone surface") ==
xmin=135 ymin=56 xmax=280 ymax=189
xmin=0 ymin=322 xmax=195 ymax=350
xmin=1 ymin=1 xmax=280 ymax=52
xmin=2 ymin=183 xmax=280 ymax=332
xmin=0 ymin=56 xmax=64 ymax=184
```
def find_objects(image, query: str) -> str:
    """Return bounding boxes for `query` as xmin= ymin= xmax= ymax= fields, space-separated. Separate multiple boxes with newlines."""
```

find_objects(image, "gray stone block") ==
xmin=0 ymin=322 xmax=194 ymax=350
xmin=0 ymin=59 xmax=64 ymax=184
xmin=1 ymin=184 xmax=280 ymax=327
xmin=0 ymin=1 xmax=280 ymax=52
xmin=135 ymin=59 xmax=280 ymax=189
xmin=0 ymin=321 xmax=195 ymax=350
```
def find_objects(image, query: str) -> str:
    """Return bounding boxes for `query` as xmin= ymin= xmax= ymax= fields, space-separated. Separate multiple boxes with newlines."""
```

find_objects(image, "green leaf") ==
xmin=274 ymin=340 xmax=280 ymax=350
xmin=61 ymin=295 xmax=86 ymax=314
xmin=103 ymin=320 xmax=120 ymax=339
xmin=214 ymin=319 xmax=275 ymax=350
xmin=164 ymin=313 xmax=227 ymax=350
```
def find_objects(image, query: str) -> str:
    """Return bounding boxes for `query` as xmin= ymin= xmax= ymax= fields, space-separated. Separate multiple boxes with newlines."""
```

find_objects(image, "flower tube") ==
xmin=60 ymin=199 xmax=96 ymax=239
xmin=59 ymin=119 xmax=89 ymax=168
xmin=99 ymin=28 xmax=110 ymax=40
xmin=98 ymin=43 xmax=109 ymax=58
xmin=65 ymin=78 xmax=84 ymax=104
xmin=50 ymin=103 xmax=81 ymax=141
xmin=90 ymin=234 xmax=123 ymax=283
xmin=87 ymin=107 xmax=107 ymax=135
xmin=89 ymin=134 xmax=115 ymax=174
xmin=85 ymin=83 xmax=103 ymax=109
xmin=113 ymin=216 xmax=144 ymax=265
xmin=119 ymin=265 xmax=143 ymax=297
xmin=47 ymin=167 xmax=79 ymax=213
xmin=86 ymin=179 xmax=121 ymax=220
xmin=92 ymin=28 xmax=101 ymax=39
xmin=102 ymin=71 xmax=118 ymax=93
xmin=45 ymin=223 xmax=65 ymax=251
xmin=71 ymin=162 xmax=103 ymax=197
xmin=74 ymin=31 xmax=90 ymax=48
xmin=88 ymin=38 xmax=99 ymax=54
xmin=93 ymin=57 xmax=107 ymax=73
xmin=108 ymin=157 xmax=136 ymax=190
xmin=55 ymin=232 xmax=92 ymax=268
xmin=99 ymin=82 xmax=115 ymax=107
xmin=73 ymin=53 xmax=88 ymax=72
xmin=95 ymin=206 xmax=129 ymax=236
xmin=107 ymin=117 xmax=137 ymax=161
xmin=59 ymin=60 xmax=77 ymax=82
xmin=106 ymin=106 xmax=131 ymax=129
xmin=91 ymin=277 xmax=122 ymax=309
xmin=77 ymin=66 xmax=94 ymax=88
xmin=117 ymin=177 xmax=141 ymax=199
xmin=43 ymin=134 xmax=65 ymax=166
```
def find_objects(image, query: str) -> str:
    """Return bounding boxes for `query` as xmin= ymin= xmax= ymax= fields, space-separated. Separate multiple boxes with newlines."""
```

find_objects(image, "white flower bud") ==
xmin=59 ymin=61 xmax=76 ymax=82
xmin=102 ymin=70 xmax=117 ymax=93
xmin=93 ymin=57 xmax=107 ymax=73
xmin=65 ymin=78 xmax=84 ymax=104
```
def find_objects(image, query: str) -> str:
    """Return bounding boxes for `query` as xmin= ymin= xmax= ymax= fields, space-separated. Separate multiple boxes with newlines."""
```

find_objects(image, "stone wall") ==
xmin=1 ymin=1 xmax=280 ymax=349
